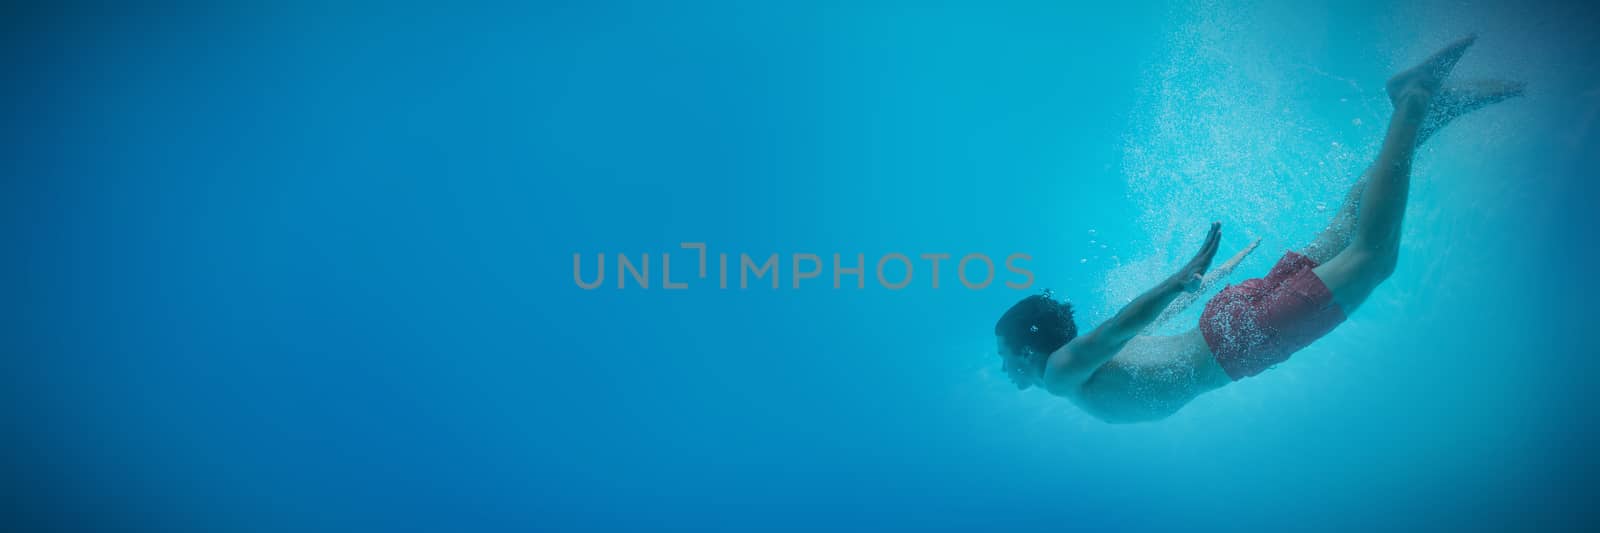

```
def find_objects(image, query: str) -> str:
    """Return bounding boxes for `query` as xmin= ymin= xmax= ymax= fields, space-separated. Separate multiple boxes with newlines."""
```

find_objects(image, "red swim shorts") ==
xmin=1200 ymin=250 xmax=1346 ymax=381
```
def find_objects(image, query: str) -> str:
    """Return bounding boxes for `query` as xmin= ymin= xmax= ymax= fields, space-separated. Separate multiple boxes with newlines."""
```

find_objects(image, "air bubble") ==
xmin=1029 ymin=325 xmax=1039 ymax=333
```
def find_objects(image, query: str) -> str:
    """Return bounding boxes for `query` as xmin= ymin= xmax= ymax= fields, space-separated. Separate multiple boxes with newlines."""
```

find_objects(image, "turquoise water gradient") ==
xmin=6 ymin=1 xmax=1598 ymax=531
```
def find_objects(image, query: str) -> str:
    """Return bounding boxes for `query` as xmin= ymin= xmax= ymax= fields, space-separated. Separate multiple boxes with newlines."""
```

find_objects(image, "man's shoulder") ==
xmin=1042 ymin=341 xmax=1105 ymax=394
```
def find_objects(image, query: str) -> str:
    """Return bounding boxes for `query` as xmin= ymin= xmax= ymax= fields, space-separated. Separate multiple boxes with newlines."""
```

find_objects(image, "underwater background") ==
xmin=5 ymin=1 xmax=1599 ymax=531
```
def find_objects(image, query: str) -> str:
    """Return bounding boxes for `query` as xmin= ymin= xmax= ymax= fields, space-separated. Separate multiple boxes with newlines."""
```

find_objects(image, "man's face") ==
xmin=997 ymin=338 xmax=1037 ymax=390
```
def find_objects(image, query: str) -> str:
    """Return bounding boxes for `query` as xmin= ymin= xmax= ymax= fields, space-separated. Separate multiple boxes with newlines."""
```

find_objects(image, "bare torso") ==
xmin=1065 ymin=329 xmax=1232 ymax=423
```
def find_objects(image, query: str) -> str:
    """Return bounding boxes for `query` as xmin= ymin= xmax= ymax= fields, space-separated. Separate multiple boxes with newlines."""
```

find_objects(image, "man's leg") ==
xmin=1302 ymin=77 xmax=1522 ymax=265
xmin=1303 ymin=171 xmax=1369 ymax=264
xmin=1312 ymin=36 xmax=1476 ymax=314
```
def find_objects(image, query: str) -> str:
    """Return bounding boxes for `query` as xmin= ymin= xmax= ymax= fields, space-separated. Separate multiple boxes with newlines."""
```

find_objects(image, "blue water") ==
xmin=6 ymin=1 xmax=1599 ymax=531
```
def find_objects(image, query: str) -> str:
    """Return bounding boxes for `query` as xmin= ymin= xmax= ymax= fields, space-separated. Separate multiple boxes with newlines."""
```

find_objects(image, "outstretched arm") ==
xmin=1145 ymin=236 xmax=1261 ymax=333
xmin=1044 ymin=223 xmax=1222 ymax=389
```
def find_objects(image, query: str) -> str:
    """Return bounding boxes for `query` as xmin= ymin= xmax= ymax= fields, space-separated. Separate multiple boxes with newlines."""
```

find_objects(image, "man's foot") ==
xmin=1386 ymin=34 xmax=1478 ymax=107
xmin=1435 ymin=79 xmax=1525 ymax=116
xmin=1419 ymin=78 xmax=1525 ymax=139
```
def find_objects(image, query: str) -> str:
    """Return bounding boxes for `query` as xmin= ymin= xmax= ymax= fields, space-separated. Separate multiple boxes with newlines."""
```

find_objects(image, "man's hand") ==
xmin=1047 ymin=221 xmax=1225 ymax=384
xmin=1171 ymin=222 xmax=1222 ymax=293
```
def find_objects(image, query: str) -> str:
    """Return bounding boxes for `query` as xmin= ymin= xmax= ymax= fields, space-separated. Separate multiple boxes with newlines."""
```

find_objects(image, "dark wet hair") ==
xmin=994 ymin=294 xmax=1078 ymax=372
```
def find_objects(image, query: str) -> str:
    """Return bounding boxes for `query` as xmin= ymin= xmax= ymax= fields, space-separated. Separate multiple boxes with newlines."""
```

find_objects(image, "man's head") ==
xmin=993 ymin=293 xmax=1077 ymax=390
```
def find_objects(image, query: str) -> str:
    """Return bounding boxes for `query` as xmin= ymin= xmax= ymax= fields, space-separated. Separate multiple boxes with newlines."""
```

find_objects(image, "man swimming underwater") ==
xmin=994 ymin=36 xmax=1523 ymax=423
